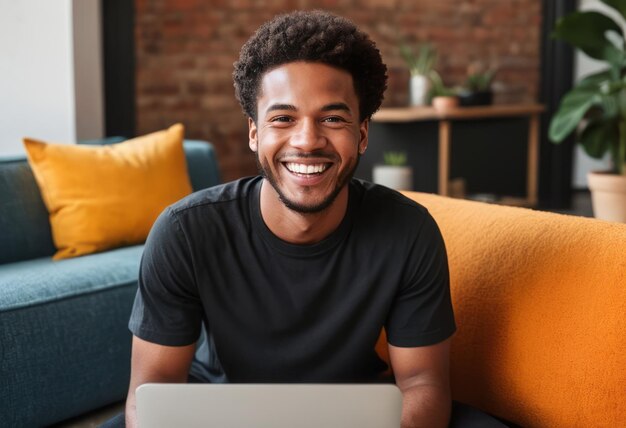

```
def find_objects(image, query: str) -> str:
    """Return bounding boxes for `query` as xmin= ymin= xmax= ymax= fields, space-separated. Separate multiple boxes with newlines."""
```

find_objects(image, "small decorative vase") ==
xmin=587 ymin=171 xmax=626 ymax=223
xmin=372 ymin=165 xmax=413 ymax=191
xmin=409 ymin=75 xmax=431 ymax=107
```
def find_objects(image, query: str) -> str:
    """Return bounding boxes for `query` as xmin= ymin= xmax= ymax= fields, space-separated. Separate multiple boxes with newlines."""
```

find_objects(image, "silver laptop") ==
xmin=136 ymin=383 xmax=403 ymax=428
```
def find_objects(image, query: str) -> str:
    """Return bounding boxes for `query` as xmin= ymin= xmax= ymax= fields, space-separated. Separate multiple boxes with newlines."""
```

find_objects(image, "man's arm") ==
xmin=388 ymin=338 xmax=452 ymax=428
xmin=125 ymin=335 xmax=197 ymax=428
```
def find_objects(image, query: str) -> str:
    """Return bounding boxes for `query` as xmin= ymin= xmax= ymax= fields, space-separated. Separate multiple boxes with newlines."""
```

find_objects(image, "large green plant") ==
xmin=549 ymin=0 xmax=626 ymax=175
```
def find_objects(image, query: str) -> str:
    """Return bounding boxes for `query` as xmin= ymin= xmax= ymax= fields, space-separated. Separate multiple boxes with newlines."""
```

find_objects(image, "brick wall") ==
xmin=135 ymin=0 xmax=542 ymax=181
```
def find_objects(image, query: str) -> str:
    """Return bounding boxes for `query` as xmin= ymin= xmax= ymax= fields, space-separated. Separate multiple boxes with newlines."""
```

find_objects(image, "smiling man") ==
xmin=113 ymin=10 xmax=461 ymax=428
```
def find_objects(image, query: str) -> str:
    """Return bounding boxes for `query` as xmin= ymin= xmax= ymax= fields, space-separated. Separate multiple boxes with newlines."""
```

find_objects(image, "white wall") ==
xmin=0 ymin=0 xmax=103 ymax=157
xmin=572 ymin=0 xmax=619 ymax=188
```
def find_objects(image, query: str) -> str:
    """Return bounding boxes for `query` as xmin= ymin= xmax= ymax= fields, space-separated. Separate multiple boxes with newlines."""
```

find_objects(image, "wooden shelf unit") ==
xmin=372 ymin=104 xmax=545 ymax=207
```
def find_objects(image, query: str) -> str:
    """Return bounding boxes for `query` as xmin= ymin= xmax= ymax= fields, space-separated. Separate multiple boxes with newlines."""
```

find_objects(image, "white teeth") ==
xmin=285 ymin=163 xmax=328 ymax=174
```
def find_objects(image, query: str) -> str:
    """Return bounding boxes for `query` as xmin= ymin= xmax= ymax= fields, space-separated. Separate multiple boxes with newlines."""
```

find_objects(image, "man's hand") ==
xmin=388 ymin=338 xmax=452 ymax=428
xmin=125 ymin=335 xmax=196 ymax=428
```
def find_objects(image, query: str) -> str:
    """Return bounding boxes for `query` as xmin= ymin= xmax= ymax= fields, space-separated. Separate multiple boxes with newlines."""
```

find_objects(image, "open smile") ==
xmin=283 ymin=162 xmax=331 ymax=176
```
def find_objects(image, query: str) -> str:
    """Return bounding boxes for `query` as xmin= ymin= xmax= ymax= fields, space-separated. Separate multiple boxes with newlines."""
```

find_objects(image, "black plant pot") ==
xmin=458 ymin=90 xmax=493 ymax=106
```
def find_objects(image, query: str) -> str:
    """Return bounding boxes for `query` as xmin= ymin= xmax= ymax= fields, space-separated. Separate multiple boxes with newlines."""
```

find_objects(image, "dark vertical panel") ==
xmin=359 ymin=118 xmax=530 ymax=197
xmin=539 ymin=0 xmax=576 ymax=209
xmin=356 ymin=122 xmax=440 ymax=193
xmin=102 ymin=0 xmax=135 ymax=138
xmin=449 ymin=118 xmax=529 ymax=197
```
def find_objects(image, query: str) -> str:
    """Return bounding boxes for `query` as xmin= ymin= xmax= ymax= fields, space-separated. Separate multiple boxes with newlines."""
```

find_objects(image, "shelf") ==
xmin=372 ymin=104 xmax=545 ymax=122
xmin=369 ymin=103 xmax=544 ymax=208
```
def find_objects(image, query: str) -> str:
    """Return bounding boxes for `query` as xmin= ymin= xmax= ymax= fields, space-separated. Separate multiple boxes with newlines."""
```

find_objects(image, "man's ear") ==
xmin=248 ymin=117 xmax=258 ymax=152
xmin=358 ymin=119 xmax=369 ymax=155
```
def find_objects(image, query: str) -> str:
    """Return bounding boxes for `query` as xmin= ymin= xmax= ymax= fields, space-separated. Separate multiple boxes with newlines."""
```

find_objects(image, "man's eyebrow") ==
xmin=321 ymin=103 xmax=352 ymax=113
xmin=264 ymin=102 xmax=352 ymax=115
xmin=265 ymin=104 xmax=297 ymax=114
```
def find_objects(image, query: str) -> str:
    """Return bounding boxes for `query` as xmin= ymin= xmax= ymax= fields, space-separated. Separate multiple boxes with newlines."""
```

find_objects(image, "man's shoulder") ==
xmin=168 ymin=176 xmax=261 ymax=216
xmin=350 ymin=179 xmax=440 ymax=243
xmin=352 ymin=179 xmax=429 ymax=217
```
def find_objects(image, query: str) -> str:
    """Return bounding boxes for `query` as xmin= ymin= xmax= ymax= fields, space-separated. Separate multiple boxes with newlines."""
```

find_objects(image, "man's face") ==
xmin=249 ymin=61 xmax=368 ymax=214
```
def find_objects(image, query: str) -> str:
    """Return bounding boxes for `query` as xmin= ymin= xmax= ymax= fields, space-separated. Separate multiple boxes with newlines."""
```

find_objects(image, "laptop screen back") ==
xmin=136 ymin=383 xmax=403 ymax=428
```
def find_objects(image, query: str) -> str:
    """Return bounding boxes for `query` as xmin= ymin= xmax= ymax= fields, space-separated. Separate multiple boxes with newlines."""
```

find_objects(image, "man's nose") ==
xmin=290 ymin=119 xmax=327 ymax=151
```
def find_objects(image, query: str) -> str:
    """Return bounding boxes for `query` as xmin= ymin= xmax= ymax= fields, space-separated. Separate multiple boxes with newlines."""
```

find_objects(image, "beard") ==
xmin=255 ymin=152 xmax=360 ymax=214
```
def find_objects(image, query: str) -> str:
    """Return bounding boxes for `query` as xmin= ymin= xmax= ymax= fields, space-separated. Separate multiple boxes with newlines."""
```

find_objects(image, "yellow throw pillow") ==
xmin=24 ymin=123 xmax=193 ymax=260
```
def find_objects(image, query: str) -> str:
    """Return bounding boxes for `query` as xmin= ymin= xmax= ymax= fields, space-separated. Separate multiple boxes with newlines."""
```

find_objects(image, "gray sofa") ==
xmin=0 ymin=137 xmax=220 ymax=427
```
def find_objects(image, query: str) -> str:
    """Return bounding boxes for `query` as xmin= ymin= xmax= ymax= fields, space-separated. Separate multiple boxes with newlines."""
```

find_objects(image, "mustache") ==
xmin=278 ymin=151 xmax=339 ymax=161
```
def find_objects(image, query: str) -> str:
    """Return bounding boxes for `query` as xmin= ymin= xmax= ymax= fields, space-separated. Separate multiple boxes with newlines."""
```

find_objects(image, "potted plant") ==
xmin=458 ymin=61 xmax=496 ymax=106
xmin=549 ymin=1 xmax=626 ymax=222
xmin=400 ymin=42 xmax=437 ymax=106
xmin=372 ymin=151 xmax=413 ymax=190
xmin=430 ymin=71 xmax=459 ymax=111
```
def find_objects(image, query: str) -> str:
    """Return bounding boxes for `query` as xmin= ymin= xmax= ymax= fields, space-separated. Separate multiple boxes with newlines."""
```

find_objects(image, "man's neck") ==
xmin=259 ymin=180 xmax=349 ymax=245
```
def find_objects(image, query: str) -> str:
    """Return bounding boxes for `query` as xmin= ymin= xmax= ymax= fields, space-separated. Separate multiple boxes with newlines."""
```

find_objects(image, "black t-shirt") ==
xmin=129 ymin=177 xmax=455 ymax=383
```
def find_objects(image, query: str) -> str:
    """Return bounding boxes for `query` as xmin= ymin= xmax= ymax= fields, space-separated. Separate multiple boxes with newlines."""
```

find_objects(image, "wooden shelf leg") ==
xmin=438 ymin=120 xmax=451 ymax=196
xmin=527 ymin=113 xmax=540 ymax=207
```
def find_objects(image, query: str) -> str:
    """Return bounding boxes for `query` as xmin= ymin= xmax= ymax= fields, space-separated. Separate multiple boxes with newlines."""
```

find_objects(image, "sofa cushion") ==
xmin=80 ymin=138 xmax=221 ymax=192
xmin=0 ymin=157 xmax=56 ymax=264
xmin=0 ymin=245 xmax=143 ymax=426
xmin=23 ymin=124 xmax=193 ymax=260
xmin=0 ymin=245 xmax=144 ymax=311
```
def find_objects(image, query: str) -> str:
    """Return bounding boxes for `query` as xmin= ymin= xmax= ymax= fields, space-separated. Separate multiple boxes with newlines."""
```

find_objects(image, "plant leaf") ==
xmin=578 ymin=68 xmax=613 ymax=88
xmin=599 ymin=92 xmax=620 ymax=118
xmin=552 ymin=11 xmax=624 ymax=66
xmin=399 ymin=44 xmax=417 ymax=71
xmin=549 ymin=86 xmax=602 ymax=143
xmin=579 ymin=119 xmax=616 ymax=158
xmin=400 ymin=42 xmax=437 ymax=76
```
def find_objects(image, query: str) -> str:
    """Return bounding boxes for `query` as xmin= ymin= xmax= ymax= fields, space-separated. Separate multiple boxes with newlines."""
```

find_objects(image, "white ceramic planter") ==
xmin=587 ymin=171 xmax=626 ymax=223
xmin=409 ymin=75 xmax=431 ymax=107
xmin=372 ymin=165 xmax=413 ymax=191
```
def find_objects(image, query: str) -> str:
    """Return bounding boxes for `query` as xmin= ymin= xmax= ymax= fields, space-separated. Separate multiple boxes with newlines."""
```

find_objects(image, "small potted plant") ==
xmin=430 ymin=71 xmax=459 ymax=111
xmin=549 ymin=2 xmax=626 ymax=222
xmin=458 ymin=61 xmax=496 ymax=106
xmin=400 ymin=41 xmax=437 ymax=107
xmin=372 ymin=151 xmax=413 ymax=191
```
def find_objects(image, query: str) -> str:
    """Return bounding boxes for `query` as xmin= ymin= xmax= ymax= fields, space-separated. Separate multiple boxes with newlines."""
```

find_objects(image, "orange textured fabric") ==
xmin=24 ymin=124 xmax=192 ymax=260
xmin=397 ymin=191 xmax=626 ymax=427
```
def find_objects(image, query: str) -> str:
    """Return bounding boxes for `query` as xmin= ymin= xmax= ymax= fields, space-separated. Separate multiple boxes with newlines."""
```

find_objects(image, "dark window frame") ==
xmin=102 ymin=0 xmax=135 ymax=138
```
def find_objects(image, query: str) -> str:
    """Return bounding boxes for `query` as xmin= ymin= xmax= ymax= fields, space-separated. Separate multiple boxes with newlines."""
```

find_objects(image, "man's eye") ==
xmin=323 ymin=116 xmax=345 ymax=123
xmin=271 ymin=116 xmax=292 ymax=123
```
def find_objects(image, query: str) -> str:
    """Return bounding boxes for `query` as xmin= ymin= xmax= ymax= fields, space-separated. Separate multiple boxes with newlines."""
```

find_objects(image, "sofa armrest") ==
xmin=401 ymin=191 xmax=626 ymax=427
xmin=183 ymin=140 xmax=221 ymax=191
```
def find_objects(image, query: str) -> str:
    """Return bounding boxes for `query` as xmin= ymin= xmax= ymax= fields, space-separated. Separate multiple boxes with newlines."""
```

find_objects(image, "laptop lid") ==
xmin=136 ymin=383 xmax=403 ymax=428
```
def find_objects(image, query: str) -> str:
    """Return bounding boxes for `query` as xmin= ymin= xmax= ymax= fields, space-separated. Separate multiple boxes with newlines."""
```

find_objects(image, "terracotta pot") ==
xmin=432 ymin=96 xmax=459 ymax=111
xmin=587 ymin=171 xmax=626 ymax=223
xmin=372 ymin=165 xmax=413 ymax=191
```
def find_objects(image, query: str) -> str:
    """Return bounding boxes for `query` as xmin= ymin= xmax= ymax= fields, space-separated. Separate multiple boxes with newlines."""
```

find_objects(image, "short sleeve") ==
xmin=128 ymin=207 xmax=203 ymax=346
xmin=385 ymin=212 xmax=456 ymax=347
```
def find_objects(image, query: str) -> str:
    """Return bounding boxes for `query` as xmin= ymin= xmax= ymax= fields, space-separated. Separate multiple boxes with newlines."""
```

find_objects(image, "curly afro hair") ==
xmin=233 ymin=10 xmax=387 ymax=123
